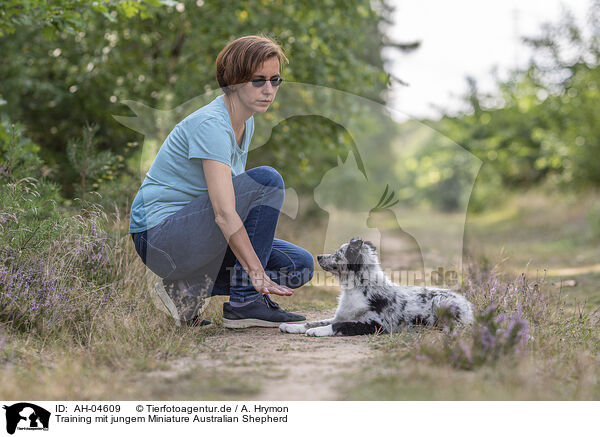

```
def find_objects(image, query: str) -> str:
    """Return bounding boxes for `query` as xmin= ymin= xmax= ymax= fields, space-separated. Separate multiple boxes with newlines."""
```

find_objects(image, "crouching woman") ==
xmin=129 ymin=35 xmax=313 ymax=327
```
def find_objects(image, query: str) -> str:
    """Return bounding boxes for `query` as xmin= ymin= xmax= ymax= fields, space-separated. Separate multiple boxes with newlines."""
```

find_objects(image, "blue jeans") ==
xmin=131 ymin=166 xmax=314 ymax=303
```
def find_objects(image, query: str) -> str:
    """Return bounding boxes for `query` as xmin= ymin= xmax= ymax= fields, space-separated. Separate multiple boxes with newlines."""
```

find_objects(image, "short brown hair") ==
xmin=216 ymin=34 xmax=289 ymax=94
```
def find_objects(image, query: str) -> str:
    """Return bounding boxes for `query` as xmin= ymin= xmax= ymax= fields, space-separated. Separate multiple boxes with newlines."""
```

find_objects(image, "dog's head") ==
xmin=317 ymin=237 xmax=378 ymax=277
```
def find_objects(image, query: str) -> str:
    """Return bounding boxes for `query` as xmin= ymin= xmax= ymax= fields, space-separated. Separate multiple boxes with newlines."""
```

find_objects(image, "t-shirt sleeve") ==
xmin=184 ymin=117 xmax=232 ymax=166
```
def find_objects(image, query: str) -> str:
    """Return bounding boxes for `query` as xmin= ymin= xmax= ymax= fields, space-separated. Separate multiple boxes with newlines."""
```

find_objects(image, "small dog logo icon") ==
xmin=3 ymin=403 xmax=50 ymax=434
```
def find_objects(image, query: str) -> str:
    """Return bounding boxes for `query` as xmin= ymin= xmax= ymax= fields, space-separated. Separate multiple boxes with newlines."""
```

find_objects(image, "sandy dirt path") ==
xmin=148 ymin=309 xmax=377 ymax=401
xmin=196 ymin=310 xmax=376 ymax=400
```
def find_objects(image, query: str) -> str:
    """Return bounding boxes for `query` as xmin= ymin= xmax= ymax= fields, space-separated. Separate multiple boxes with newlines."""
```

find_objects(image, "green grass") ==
xmin=340 ymin=187 xmax=600 ymax=400
xmin=0 ymin=181 xmax=599 ymax=400
xmin=465 ymin=188 xmax=600 ymax=308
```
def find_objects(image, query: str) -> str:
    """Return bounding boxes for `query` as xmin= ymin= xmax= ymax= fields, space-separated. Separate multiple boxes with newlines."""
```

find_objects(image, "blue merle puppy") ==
xmin=280 ymin=237 xmax=474 ymax=337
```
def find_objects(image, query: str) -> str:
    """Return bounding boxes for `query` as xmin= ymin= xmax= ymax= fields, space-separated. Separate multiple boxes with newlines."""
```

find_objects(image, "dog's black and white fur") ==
xmin=280 ymin=237 xmax=474 ymax=337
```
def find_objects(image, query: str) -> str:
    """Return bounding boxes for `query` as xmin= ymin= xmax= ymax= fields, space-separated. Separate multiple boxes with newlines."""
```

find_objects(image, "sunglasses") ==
xmin=250 ymin=77 xmax=284 ymax=88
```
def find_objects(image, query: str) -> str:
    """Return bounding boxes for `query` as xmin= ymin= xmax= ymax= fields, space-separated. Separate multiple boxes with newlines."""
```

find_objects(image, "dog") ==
xmin=280 ymin=237 xmax=474 ymax=336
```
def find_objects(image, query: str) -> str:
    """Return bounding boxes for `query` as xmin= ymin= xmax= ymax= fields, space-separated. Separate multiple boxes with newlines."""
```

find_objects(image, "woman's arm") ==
xmin=202 ymin=159 xmax=293 ymax=296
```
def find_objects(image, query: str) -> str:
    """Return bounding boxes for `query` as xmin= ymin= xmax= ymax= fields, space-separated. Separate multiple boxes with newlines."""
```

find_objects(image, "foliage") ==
xmin=0 ymin=206 xmax=115 ymax=335
xmin=67 ymin=123 xmax=118 ymax=199
xmin=0 ymin=112 xmax=46 ymax=180
xmin=426 ymin=304 xmax=529 ymax=370
xmin=390 ymin=120 xmax=483 ymax=211
xmin=0 ymin=137 xmax=198 ymax=376
xmin=432 ymin=3 xmax=600 ymax=207
xmin=0 ymin=114 xmax=63 ymax=257
xmin=0 ymin=0 xmax=398 ymax=200
xmin=375 ymin=2 xmax=600 ymax=213
xmin=415 ymin=262 xmax=539 ymax=370
xmin=0 ymin=178 xmax=63 ymax=258
xmin=0 ymin=0 xmax=166 ymax=37
xmin=0 ymin=120 xmax=113 ymax=335
xmin=462 ymin=261 xmax=550 ymax=324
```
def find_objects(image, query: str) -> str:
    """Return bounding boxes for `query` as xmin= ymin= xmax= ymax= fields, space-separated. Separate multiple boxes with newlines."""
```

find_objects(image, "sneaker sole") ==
xmin=222 ymin=318 xmax=305 ymax=329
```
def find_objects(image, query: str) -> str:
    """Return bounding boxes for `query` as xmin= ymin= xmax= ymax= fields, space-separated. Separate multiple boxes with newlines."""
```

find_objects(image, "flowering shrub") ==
xmin=418 ymin=264 xmax=537 ymax=370
xmin=67 ymin=204 xmax=112 ymax=282
xmin=462 ymin=261 xmax=548 ymax=324
xmin=440 ymin=305 xmax=529 ymax=370
xmin=0 ymin=259 xmax=71 ymax=331
xmin=0 ymin=177 xmax=115 ymax=334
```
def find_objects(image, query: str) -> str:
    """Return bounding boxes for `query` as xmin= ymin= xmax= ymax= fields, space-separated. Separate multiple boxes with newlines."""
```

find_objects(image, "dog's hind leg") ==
xmin=331 ymin=321 xmax=384 ymax=336
xmin=306 ymin=321 xmax=384 ymax=337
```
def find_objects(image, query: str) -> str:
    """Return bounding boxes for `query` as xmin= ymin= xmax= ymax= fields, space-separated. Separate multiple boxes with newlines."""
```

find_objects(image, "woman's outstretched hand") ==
xmin=249 ymin=270 xmax=293 ymax=296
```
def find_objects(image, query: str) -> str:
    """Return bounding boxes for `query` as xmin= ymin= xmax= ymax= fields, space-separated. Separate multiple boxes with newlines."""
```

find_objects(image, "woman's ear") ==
xmin=223 ymin=83 xmax=242 ymax=95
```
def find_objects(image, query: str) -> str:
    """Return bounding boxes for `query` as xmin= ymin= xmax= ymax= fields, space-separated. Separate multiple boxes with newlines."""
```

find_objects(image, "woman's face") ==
xmin=236 ymin=57 xmax=281 ymax=114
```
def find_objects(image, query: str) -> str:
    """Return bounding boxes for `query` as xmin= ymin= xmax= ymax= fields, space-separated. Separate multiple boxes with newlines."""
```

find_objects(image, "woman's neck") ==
xmin=223 ymin=93 xmax=252 ymax=132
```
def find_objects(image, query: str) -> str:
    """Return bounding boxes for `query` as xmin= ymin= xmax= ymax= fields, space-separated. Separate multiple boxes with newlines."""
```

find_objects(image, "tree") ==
xmin=0 ymin=0 xmax=407 ymax=201
xmin=431 ymin=0 xmax=600 ymax=205
xmin=0 ymin=0 xmax=165 ymax=37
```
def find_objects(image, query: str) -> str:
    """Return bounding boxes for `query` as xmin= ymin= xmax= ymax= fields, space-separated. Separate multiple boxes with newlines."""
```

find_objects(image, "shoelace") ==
xmin=262 ymin=294 xmax=280 ymax=310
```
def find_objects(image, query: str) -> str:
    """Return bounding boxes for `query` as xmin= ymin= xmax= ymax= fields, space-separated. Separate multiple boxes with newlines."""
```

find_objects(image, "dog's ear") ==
xmin=346 ymin=238 xmax=364 ymax=272
xmin=363 ymin=240 xmax=377 ymax=253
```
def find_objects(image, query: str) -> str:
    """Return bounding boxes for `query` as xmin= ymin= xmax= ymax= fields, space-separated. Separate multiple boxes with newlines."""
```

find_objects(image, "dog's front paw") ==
xmin=306 ymin=325 xmax=334 ymax=337
xmin=279 ymin=323 xmax=307 ymax=334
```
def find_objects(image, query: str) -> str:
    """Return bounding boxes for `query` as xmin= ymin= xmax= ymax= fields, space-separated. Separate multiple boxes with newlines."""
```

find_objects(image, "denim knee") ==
xmin=246 ymin=166 xmax=284 ymax=190
xmin=299 ymin=250 xmax=315 ymax=282
xmin=245 ymin=166 xmax=285 ymax=211
xmin=287 ymin=250 xmax=315 ymax=289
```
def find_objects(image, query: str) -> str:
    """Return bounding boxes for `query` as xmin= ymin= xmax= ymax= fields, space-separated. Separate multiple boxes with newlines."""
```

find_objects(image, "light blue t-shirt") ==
xmin=129 ymin=94 xmax=254 ymax=233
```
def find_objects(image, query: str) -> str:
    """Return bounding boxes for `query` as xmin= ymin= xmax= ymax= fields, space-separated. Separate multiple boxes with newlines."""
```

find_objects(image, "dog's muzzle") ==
xmin=317 ymin=255 xmax=335 ymax=272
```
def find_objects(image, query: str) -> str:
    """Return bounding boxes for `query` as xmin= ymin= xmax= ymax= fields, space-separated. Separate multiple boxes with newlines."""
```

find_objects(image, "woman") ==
xmin=129 ymin=35 xmax=313 ymax=328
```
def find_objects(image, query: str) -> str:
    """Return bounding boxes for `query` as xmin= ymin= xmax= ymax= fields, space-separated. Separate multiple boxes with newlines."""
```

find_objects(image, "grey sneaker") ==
xmin=157 ymin=279 xmax=211 ymax=327
xmin=222 ymin=294 xmax=306 ymax=328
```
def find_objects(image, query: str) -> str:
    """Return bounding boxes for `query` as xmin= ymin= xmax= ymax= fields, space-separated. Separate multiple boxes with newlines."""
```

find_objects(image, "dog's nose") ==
xmin=317 ymin=255 xmax=323 ymax=262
